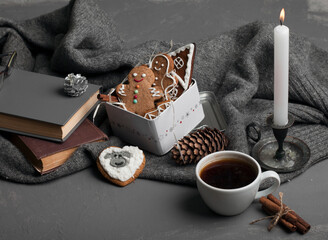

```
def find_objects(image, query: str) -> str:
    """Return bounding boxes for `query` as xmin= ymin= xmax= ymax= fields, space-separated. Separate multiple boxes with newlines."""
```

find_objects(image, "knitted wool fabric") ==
xmin=0 ymin=0 xmax=327 ymax=185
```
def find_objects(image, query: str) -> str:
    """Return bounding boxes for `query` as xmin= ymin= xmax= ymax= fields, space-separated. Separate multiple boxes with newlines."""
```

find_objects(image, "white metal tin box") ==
xmin=105 ymin=80 xmax=204 ymax=155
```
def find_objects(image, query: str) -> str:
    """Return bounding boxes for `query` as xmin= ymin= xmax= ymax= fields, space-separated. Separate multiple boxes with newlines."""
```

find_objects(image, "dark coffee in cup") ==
xmin=196 ymin=151 xmax=280 ymax=215
xmin=200 ymin=158 xmax=258 ymax=189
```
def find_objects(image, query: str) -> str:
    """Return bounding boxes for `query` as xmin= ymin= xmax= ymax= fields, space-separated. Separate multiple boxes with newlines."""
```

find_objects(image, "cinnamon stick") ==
xmin=97 ymin=94 xmax=109 ymax=102
xmin=262 ymin=206 xmax=297 ymax=232
xmin=97 ymin=94 xmax=118 ymax=102
xmin=267 ymin=194 xmax=311 ymax=234
xmin=259 ymin=197 xmax=298 ymax=223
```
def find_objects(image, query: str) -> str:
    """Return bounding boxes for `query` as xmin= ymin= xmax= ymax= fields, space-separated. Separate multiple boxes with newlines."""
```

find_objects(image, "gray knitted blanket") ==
xmin=0 ymin=0 xmax=327 ymax=186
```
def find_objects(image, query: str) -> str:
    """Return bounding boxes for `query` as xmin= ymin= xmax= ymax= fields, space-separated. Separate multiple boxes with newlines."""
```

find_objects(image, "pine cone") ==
xmin=171 ymin=127 xmax=228 ymax=165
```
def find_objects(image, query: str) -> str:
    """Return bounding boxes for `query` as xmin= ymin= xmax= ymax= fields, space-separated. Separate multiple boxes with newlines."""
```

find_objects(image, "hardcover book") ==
xmin=10 ymin=119 xmax=108 ymax=174
xmin=0 ymin=68 xmax=101 ymax=141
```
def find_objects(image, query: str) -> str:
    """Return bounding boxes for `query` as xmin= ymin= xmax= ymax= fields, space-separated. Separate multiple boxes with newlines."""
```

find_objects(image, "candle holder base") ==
xmin=251 ymin=136 xmax=310 ymax=173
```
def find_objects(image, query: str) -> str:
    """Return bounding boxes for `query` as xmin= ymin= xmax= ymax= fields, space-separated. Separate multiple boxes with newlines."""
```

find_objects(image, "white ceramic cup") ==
xmin=196 ymin=151 xmax=280 ymax=216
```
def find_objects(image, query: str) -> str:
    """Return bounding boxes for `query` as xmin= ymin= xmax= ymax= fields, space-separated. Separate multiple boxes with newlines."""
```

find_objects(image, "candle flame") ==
xmin=279 ymin=8 xmax=285 ymax=25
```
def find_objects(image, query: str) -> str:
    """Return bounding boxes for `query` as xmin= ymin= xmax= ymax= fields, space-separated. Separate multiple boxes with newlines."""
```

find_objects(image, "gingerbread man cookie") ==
xmin=116 ymin=65 xmax=163 ymax=116
xmin=150 ymin=54 xmax=179 ymax=100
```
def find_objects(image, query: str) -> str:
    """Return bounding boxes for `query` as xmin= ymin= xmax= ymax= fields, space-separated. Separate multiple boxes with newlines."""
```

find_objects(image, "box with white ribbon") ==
xmin=105 ymin=80 xmax=204 ymax=155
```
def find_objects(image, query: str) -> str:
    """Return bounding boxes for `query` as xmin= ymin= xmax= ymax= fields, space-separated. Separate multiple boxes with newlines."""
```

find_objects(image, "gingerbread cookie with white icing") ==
xmin=97 ymin=146 xmax=146 ymax=187
xmin=150 ymin=54 xmax=179 ymax=100
xmin=116 ymin=65 xmax=163 ymax=116
xmin=168 ymin=43 xmax=196 ymax=97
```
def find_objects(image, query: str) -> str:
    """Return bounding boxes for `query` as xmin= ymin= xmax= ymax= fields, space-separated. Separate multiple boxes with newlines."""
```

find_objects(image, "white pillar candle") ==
xmin=274 ymin=8 xmax=289 ymax=126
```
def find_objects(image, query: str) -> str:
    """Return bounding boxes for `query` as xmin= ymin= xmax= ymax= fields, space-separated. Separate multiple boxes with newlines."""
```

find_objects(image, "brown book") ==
xmin=0 ymin=68 xmax=101 ymax=142
xmin=11 ymin=119 xmax=108 ymax=174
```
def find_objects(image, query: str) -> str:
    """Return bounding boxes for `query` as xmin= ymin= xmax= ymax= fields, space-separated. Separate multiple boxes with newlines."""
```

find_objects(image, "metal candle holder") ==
xmin=251 ymin=114 xmax=310 ymax=173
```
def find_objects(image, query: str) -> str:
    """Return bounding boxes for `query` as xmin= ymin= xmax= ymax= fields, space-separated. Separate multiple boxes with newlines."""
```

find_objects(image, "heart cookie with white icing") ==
xmin=97 ymin=146 xmax=145 ymax=187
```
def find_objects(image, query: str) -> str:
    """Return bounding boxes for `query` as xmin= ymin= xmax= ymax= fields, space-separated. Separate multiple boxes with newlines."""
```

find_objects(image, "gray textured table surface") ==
xmin=1 ymin=0 xmax=328 ymax=239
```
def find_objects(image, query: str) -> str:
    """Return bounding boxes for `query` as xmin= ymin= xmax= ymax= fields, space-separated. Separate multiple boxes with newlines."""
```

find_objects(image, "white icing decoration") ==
xmin=141 ymin=73 xmax=146 ymax=77
xmin=170 ymin=86 xmax=179 ymax=100
xmin=149 ymin=87 xmax=161 ymax=97
xmin=155 ymin=61 xmax=158 ymax=64
xmin=118 ymin=84 xmax=127 ymax=96
xmin=168 ymin=43 xmax=195 ymax=90
xmin=144 ymin=101 xmax=172 ymax=119
xmin=110 ymin=101 xmax=127 ymax=110
xmin=174 ymin=57 xmax=184 ymax=69
xmin=161 ymin=63 xmax=164 ymax=67
xmin=162 ymin=73 xmax=178 ymax=100
xmin=154 ymin=66 xmax=161 ymax=71
xmin=144 ymin=109 xmax=158 ymax=119
xmin=133 ymin=73 xmax=137 ymax=77
xmin=157 ymin=101 xmax=171 ymax=113
xmin=155 ymin=77 xmax=158 ymax=80
xmin=99 ymin=146 xmax=144 ymax=182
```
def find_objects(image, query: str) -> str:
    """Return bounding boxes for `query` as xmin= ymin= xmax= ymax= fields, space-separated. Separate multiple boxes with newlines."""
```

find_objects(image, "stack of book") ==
xmin=0 ymin=68 xmax=108 ymax=174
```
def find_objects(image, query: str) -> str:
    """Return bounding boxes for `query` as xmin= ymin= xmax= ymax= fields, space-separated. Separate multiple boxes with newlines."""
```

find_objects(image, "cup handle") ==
xmin=254 ymin=170 xmax=280 ymax=200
